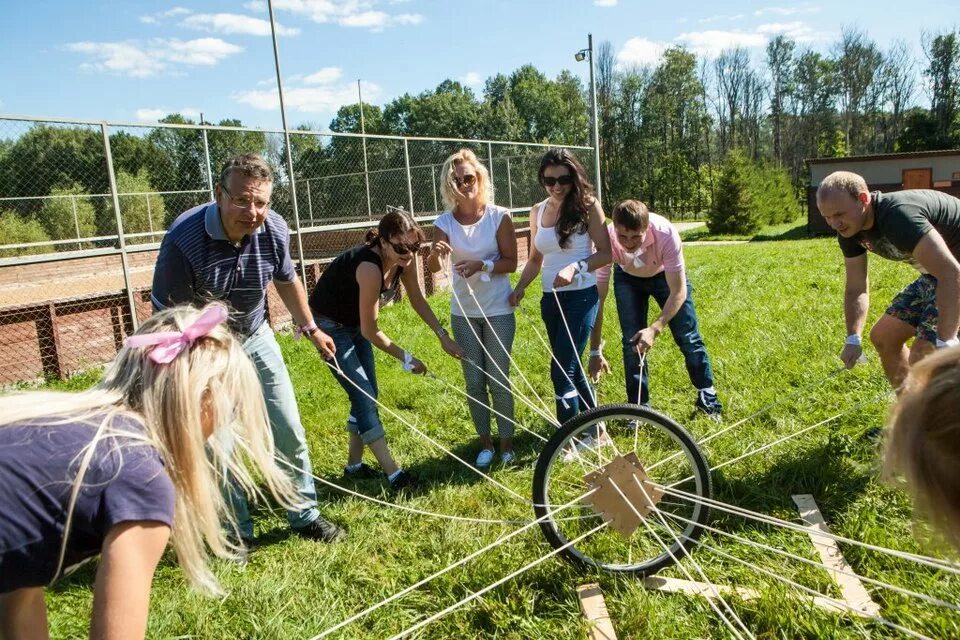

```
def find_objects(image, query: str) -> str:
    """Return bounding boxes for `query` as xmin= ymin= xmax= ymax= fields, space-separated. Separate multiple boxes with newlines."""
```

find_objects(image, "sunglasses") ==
xmin=454 ymin=174 xmax=477 ymax=188
xmin=542 ymin=175 xmax=574 ymax=187
xmin=389 ymin=240 xmax=422 ymax=255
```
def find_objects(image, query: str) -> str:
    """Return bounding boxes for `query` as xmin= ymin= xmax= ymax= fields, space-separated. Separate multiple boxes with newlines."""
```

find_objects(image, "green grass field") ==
xmin=43 ymin=233 xmax=960 ymax=639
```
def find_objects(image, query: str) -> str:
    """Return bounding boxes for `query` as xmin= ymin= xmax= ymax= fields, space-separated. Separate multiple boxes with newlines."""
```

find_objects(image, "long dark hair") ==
xmin=364 ymin=209 xmax=425 ymax=246
xmin=538 ymin=148 xmax=594 ymax=249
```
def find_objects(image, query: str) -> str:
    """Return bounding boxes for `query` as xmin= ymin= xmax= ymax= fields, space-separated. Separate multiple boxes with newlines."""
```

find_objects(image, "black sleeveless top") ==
xmin=309 ymin=244 xmax=402 ymax=327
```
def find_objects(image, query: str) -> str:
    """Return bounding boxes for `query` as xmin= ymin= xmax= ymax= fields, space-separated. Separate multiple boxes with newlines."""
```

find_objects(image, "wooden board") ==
xmin=577 ymin=583 xmax=618 ymax=640
xmin=792 ymin=494 xmax=881 ymax=617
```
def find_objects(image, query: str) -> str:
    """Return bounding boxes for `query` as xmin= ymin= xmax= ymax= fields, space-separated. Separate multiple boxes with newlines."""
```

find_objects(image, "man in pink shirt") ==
xmin=590 ymin=200 xmax=722 ymax=416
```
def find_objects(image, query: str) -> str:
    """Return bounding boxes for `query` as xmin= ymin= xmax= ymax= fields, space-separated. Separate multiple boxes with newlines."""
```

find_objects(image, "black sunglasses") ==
xmin=389 ymin=240 xmax=422 ymax=255
xmin=542 ymin=175 xmax=574 ymax=187
xmin=454 ymin=174 xmax=477 ymax=187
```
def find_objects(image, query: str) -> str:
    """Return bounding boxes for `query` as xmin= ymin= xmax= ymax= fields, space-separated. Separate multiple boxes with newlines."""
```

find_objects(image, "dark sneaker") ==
xmin=294 ymin=517 xmax=346 ymax=543
xmin=695 ymin=390 xmax=723 ymax=417
xmin=343 ymin=462 xmax=381 ymax=479
xmin=863 ymin=426 xmax=884 ymax=442
xmin=389 ymin=470 xmax=418 ymax=492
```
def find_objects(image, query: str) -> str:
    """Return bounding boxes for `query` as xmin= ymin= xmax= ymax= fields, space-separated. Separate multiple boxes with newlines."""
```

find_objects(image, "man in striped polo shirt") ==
xmin=152 ymin=153 xmax=345 ymax=546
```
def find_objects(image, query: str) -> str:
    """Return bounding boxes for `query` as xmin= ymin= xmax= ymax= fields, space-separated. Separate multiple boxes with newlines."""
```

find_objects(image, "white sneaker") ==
xmin=475 ymin=448 xmax=495 ymax=468
xmin=500 ymin=450 xmax=516 ymax=465
xmin=561 ymin=433 xmax=610 ymax=462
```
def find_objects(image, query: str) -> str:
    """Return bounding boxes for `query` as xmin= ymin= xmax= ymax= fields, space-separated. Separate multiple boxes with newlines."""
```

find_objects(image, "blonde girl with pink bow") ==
xmin=0 ymin=303 xmax=299 ymax=639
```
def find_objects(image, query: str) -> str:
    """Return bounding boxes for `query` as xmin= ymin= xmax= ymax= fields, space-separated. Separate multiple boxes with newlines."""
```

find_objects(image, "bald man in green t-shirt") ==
xmin=817 ymin=170 xmax=960 ymax=390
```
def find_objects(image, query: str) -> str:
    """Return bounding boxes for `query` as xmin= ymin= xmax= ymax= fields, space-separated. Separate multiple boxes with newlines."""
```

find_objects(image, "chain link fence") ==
xmin=0 ymin=114 xmax=593 ymax=384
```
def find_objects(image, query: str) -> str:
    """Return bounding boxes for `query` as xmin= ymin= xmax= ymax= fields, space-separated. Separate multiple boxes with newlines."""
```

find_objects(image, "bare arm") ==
xmin=400 ymin=266 xmax=463 ymax=358
xmin=511 ymin=207 xmax=544 ymax=305
xmin=89 ymin=522 xmax=170 ymax=640
xmin=632 ymin=270 xmax=687 ymax=353
xmin=426 ymin=227 xmax=451 ymax=273
xmin=449 ymin=216 xmax=520 ymax=279
xmin=552 ymin=199 xmax=613 ymax=289
xmin=356 ymin=263 xmax=406 ymax=361
xmin=274 ymin=279 xmax=336 ymax=358
xmin=912 ymin=229 xmax=960 ymax=342
xmin=0 ymin=588 xmax=49 ymax=640
xmin=840 ymin=254 xmax=869 ymax=368
xmin=588 ymin=278 xmax=612 ymax=382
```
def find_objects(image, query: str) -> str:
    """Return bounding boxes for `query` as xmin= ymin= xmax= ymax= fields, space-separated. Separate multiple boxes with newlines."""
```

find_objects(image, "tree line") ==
xmin=2 ymin=27 xmax=959 ymax=253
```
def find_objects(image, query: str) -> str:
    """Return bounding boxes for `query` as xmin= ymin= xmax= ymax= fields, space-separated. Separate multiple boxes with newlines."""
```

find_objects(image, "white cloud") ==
xmin=304 ymin=66 xmax=343 ymax=84
xmin=460 ymin=71 xmax=483 ymax=86
xmin=181 ymin=13 xmax=300 ymax=36
xmin=676 ymin=30 xmax=767 ymax=57
xmin=245 ymin=1 xmax=267 ymax=12
xmin=269 ymin=0 xmax=424 ymax=31
xmin=756 ymin=21 xmax=822 ymax=42
xmin=616 ymin=37 xmax=667 ymax=68
xmin=135 ymin=107 xmax=201 ymax=122
xmin=754 ymin=5 xmax=820 ymax=17
xmin=140 ymin=6 xmax=193 ymax=24
xmin=698 ymin=13 xmax=744 ymax=24
xmin=65 ymin=38 xmax=243 ymax=78
xmin=594 ymin=0 xmax=618 ymax=7
xmin=234 ymin=79 xmax=380 ymax=113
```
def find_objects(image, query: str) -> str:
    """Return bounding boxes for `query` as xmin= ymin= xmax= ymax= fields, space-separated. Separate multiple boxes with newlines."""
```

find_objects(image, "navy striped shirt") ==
xmin=151 ymin=202 xmax=297 ymax=336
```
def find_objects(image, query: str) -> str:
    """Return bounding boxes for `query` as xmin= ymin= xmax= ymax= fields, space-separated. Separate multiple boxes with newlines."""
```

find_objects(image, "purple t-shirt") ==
xmin=0 ymin=415 xmax=175 ymax=592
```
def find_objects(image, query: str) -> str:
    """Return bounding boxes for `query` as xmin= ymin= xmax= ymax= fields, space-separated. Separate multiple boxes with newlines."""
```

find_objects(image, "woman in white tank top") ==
xmin=427 ymin=149 xmax=519 ymax=468
xmin=508 ymin=149 xmax=611 ymax=427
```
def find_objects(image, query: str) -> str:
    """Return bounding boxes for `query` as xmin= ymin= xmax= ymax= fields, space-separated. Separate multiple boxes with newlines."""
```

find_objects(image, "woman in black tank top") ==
xmin=309 ymin=211 xmax=463 ymax=491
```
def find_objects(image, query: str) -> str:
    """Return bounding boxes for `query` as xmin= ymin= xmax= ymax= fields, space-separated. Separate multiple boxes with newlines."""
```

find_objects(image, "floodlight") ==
xmin=575 ymin=51 xmax=587 ymax=62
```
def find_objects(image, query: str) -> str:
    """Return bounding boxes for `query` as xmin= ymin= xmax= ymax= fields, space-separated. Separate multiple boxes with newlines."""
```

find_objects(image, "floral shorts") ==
xmin=886 ymin=274 xmax=938 ymax=343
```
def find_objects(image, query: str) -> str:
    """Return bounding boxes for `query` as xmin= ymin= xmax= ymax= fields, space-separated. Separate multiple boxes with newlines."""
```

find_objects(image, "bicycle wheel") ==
xmin=532 ymin=403 xmax=712 ymax=576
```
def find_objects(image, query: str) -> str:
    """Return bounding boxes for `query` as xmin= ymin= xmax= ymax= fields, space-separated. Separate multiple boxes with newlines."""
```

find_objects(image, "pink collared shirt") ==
xmin=596 ymin=212 xmax=685 ymax=284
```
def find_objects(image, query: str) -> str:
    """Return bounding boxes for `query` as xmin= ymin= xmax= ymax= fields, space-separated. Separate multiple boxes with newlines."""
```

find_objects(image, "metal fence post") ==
xmin=404 ymin=139 xmax=415 ymax=215
xmin=71 ymin=195 xmax=82 ymax=250
xmin=505 ymin=157 xmax=513 ymax=208
xmin=487 ymin=142 xmax=495 ymax=204
xmin=146 ymin=195 xmax=154 ymax=235
xmin=306 ymin=180 xmax=313 ymax=225
xmin=201 ymin=126 xmax=215 ymax=200
xmin=362 ymin=135 xmax=373 ymax=220
xmin=431 ymin=165 xmax=439 ymax=213
xmin=101 ymin=122 xmax=140 ymax=331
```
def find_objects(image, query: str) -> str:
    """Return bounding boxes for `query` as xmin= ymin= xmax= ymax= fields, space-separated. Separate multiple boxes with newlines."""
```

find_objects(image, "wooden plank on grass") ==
xmin=792 ymin=494 xmax=881 ymax=617
xmin=577 ymin=583 xmax=618 ymax=640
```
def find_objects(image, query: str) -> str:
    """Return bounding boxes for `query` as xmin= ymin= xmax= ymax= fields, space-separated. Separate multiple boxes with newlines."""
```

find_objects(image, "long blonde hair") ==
xmin=885 ymin=346 xmax=960 ymax=550
xmin=439 ymin=148 xmax=494 ymax=212
xmin=0 ymin=304 xmax=301 ymax=595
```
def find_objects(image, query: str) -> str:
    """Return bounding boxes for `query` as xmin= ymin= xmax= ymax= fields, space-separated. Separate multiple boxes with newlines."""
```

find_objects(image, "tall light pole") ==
xmin=576 ymin=33 xmax=602 ymax=207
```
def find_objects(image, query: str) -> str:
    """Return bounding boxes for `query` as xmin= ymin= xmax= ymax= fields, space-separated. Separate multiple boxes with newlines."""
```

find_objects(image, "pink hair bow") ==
xmin=124 ymin=304 xmax=229 ymax=364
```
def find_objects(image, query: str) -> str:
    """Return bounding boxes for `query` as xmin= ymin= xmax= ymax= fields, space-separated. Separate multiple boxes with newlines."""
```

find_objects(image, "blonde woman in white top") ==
xmin=428 ymin=149 xmax=518 ymax=467
xmin=509 ymin=149 xmax=611 ymax=425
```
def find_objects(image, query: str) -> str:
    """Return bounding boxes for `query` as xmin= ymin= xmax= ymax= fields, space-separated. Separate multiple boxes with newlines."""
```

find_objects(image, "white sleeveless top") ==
xmin=434 ymin=205 xmax=514 ymax=317
xmin=533 ymin=201 xmax=595 ymax=292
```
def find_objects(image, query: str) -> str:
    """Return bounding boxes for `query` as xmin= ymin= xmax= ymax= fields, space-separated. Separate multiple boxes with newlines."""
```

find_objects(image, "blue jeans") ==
xmin=540 ymin=286 xmax=599 ymax=424
xmin=612 ymin=266 xmax=715 ymax=405
xmin=316 ymin=317 xmax=386 ymax=445
xmin=227 ymin=322 xmax=321 ymax=538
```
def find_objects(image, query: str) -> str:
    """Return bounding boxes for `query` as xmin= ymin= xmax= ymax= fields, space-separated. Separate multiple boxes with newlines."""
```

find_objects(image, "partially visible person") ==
xmin=0 ymin=304 xmax=300 ymax=640
xmin=817 ymin=171 xmax=960 ymax=390
xmin=591 ymin=200 xmax=722 ymax=416
xmin=310 ymin=210 xmax=464 ymax=490
xmin=152 ymin=153 xmax=344 ymax=545
xmin=427 ymin=149 xmax=518 ymax=468
xmin=509 ymin=149 xmax=611 ymax=431
xmin=884 ymin=346 xmax=960 ymax=551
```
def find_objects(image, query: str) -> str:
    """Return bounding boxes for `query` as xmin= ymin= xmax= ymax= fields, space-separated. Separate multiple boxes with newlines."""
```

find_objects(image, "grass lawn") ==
xmin=42 ymin=235 xmax=960 ymax=639
xmin=680 ymin=219 xmax=811 ymax=243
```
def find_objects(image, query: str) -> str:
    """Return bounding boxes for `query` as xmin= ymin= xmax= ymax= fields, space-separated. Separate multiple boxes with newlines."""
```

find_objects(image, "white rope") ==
xmin=656 ymin=504 xmax=960 ymax=613
xmin=387 ymin=522 xmax=608 ymax=640
xmin=673 ymin=531 xmax=934 ymax=640
xmin=308 ymin=491 xmax=594 ymax=639
xmin=323 ymin=358 xmax=528 ymax=503
xmin=456 ymin=356 xmax=560 ymax=428
xmin=275 ymin=456 xmax=529 ymax=525
xmin=425 ymin=370 xmax=548 ymax=442
xmin=550 ymin=288 xmax=602 ymax=412
xmin=659 ymin=485 xmax=960 ymax=577
xmin=610 ymin=476 xmax=753 ymax=639
xmin=648 ymin=367 xmax=845 ymax=473
xmin=449 ymin=274 xmax=556 ymax=419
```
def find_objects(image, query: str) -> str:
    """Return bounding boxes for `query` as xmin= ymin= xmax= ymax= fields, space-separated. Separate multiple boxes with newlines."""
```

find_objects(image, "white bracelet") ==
xmin=844 ymin=334 xmax=862 ymax=346
xmin=589 ymin=340 xmax=605 ymax=357
xmin=936 ymin=337 xmax=960 ymax=349
xmin=401 ymin=351 xmax=415 ymax=372
xmin=576 ymin=260 xmax=589 ymax=274
xmin=482 ymin=259 xmax=494 ymax=273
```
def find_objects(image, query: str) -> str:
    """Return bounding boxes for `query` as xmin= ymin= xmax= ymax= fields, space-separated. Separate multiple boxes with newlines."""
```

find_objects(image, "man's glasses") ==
xmin=221 ymin=184 xmax=271 ymax=212
xmin=389 ymin=240 xmax=422 ymax=255
xmin=542 ymin=175 xmax=574 ymax=187
xmin=454 ymin=174 xmax=477 ymax=188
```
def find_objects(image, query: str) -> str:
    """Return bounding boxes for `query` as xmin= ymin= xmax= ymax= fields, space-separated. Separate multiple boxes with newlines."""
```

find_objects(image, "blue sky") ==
xmin=0 ymin=0 xmax=954 ymax=131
